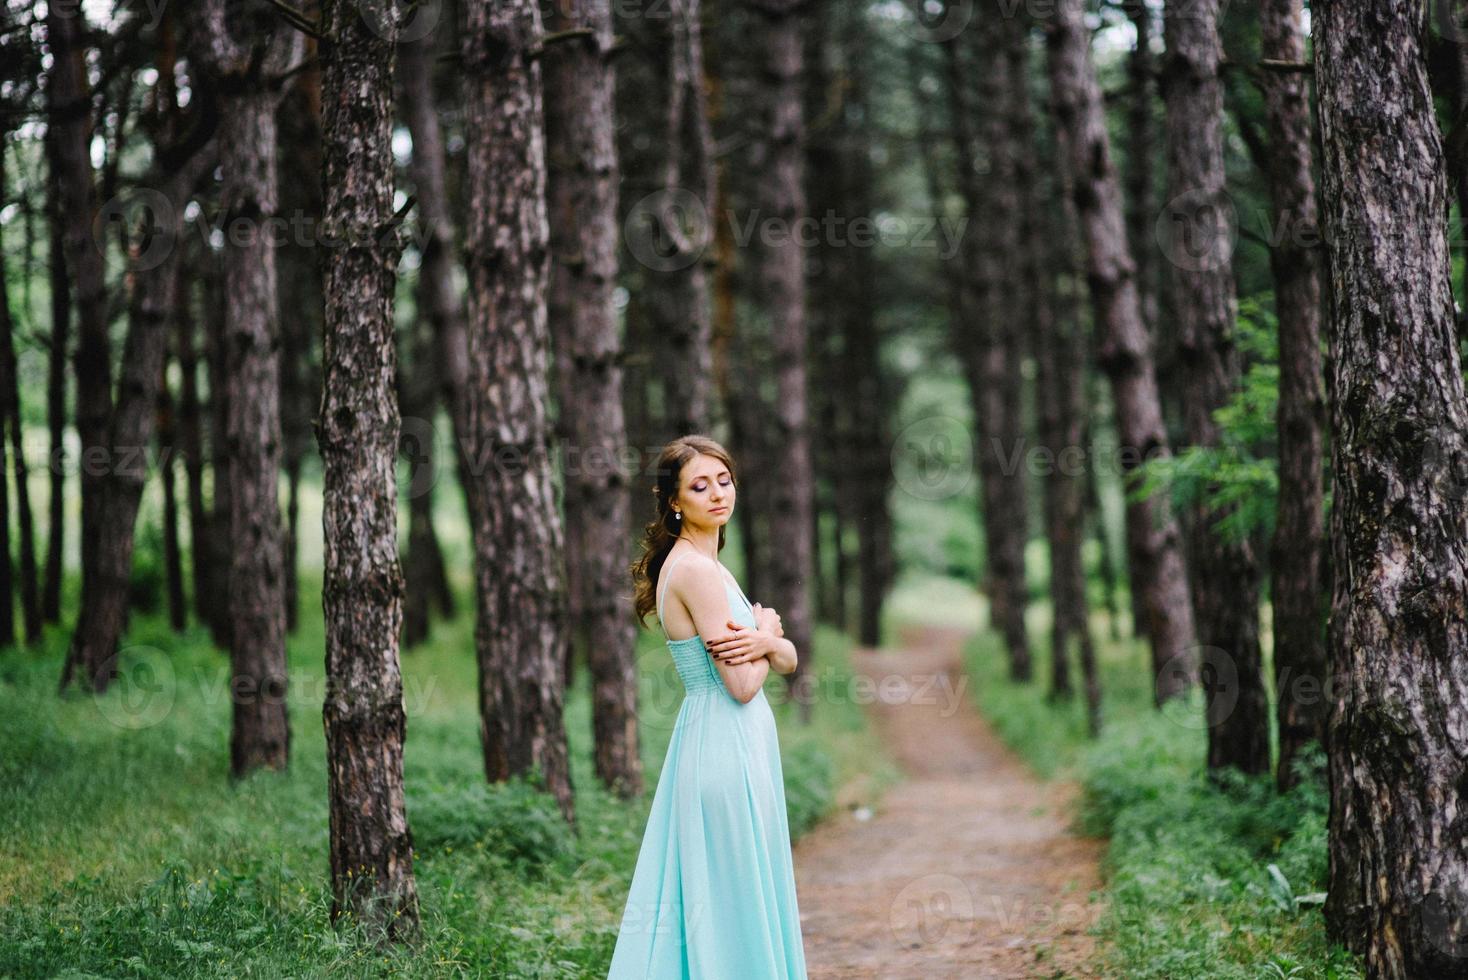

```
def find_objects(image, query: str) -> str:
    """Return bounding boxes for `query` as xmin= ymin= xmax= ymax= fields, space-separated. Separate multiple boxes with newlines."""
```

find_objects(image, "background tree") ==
xmin=190 ymin=1 xmax=302 ymax=774
xmin=1258 ymin=0 xmax=1326 ymax=794
xmin=1160 ymin=0 xmax=1269 ymax=775
xmin=1044 ymin=0 xmax=1199 ymax=704
xmin=743 ymin=0 xmax=817 ymax=716
xmin=543 ymin=0 xmax=642 ymax=799
xmin=460 ymin=0 xmax=576 ymax=823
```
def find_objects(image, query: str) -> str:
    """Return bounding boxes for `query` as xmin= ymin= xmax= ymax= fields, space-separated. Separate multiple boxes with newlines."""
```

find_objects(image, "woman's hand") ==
xmin=751 ymin=602 xmax=783 ymax=637
xmin=706 ymin=621 xmax=780 ymax=666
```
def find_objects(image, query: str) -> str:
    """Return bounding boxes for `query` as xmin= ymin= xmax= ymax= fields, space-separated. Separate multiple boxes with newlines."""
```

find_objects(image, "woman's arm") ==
xmin=766 ymin=637 xmax=798 ymax=675
xmin=669 ymin=556 xmax=772 ymax=703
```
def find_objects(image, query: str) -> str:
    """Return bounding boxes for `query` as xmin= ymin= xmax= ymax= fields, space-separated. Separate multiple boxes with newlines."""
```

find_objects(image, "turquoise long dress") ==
xmin=607 ymin=550 xmax=808 ymax=979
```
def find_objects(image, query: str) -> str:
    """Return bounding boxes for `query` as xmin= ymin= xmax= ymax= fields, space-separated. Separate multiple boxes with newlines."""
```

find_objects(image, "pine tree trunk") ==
xmin=191 ymin=6 xmax=299 ymax=770
xmin=277 ymin=53 xmax=324 ymax=638
xmin=1124 ymin=0 xmax=1160 ymax=343
xmin=203 ymin=250 xmax=232 ymax=649
xmin=157 ymin=356 xmax=186 ymax=632
xmin=461 ymin=0 xmax=576 ymax=823
xmin=943 ymin=16 xmax=1032 ymax=680
xmin=1161 ymin=0 xmax=1269 ymax=774
xmin=398 ymin=25 xmax=466 ymax=646
xmin=46 ymin=7 xmax=111 ymax=683
xmin=0 ymin=146 xmax=40 ymax=645
xmin=1260 ymin=0 xmax=1326 ymax=794
xmin=59 ymin=46 xmax=214 ymax=689
xmin=745 ymin=0 xmax=816 ymax=717
xmin=175 ymin=267 xmax=210 ymax=634
xmin=1316 ymin=1 xmax=1468 ymax=972
xmin=0 ymin=190 xmax=13 ymax=646
xmin=317 ymin=0 xmax=421 ymax=937
xmin=1043 ymin=0 xmax=1198 ymax=703
xmin=42 ymin=130 xmax=68 ymax=626
xmin=543 ymin=0 xmax=642 ymax=799
xmin=1014 ymin=21 xmax=1097 ymax=725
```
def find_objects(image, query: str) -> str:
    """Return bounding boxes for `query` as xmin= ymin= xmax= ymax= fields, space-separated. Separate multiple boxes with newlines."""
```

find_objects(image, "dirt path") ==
xmin=793 ymin=623 xmax=1107 ymax=979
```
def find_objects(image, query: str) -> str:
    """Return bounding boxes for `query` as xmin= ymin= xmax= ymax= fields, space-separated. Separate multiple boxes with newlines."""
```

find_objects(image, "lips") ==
xmin=710 ymin=506 xmax=728 ymax=513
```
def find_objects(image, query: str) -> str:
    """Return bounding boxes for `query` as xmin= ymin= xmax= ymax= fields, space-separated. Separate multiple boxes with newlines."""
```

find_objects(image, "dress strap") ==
xmin=656 ymin=550 xmax=695 ymax=638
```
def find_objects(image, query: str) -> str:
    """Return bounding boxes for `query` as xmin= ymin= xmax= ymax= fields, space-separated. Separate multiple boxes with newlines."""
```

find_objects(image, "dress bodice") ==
xmin=657 ymin=550 xmax=757 ymax=697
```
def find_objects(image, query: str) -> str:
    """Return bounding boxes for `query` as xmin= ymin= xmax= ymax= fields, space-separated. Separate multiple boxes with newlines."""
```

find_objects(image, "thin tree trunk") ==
xmin=1161 ymin=0 xmax=1269 ymax=774
xmin=744 ymin=0 xmax=816 ymax=717
xmin=1260 ymin=0 xmax=1326 ymax=794
xmin=1 ymin=145 xmax=40 ymax=645
xmin=203 ymin=249 xmax=231 ymax=649
xmin=0 ymin=170 xmax=13 ymax=646
xmin=157 ymin=355 xmax=186 ymax=632
xmin=1085 ymin=452 xmax=1123 ymax=641
xmin=1043 ymin=0 xmax=1198 ymax=704
xmin=317 ymin=0 xmax=421 ymax=937
xmin=174 ymin=265 xmax=210 ymax=633
xmin=1316 ymin=1 xmax=1468 ymax=972
xmin=190 ymin=5 xmax=299 ymax=770
xmin=461 ymin=0 xmax=576 ymax=824
xmin=398 ymin=23 xmax=465 ymax=647
xmin=42 ymin=129 xmax=68 ymax=626
xmin=543 ymin=0 xmax=642 ymax=799
xmin=277 ymin=49 xmax=324 ymax=637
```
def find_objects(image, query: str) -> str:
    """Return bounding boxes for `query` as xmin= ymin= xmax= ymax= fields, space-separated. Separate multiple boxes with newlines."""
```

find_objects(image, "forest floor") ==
xmin=792 ymin=622 xmax=1107 ymax=979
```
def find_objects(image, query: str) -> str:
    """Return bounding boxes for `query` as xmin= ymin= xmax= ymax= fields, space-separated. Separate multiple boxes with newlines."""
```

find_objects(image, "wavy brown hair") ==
xmin=630 ymin=435 xmax=737 ymax=627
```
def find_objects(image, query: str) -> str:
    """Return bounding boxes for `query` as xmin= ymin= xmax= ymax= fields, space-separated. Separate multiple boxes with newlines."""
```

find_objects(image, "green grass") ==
xmin=0 ymin=573 xmax=894 ymax=978
xmin=962 ymin=602 xmax=1365 ymax=980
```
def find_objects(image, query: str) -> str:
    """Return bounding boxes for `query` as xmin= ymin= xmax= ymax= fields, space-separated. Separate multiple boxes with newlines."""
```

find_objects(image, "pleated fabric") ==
xmin=607 ymin=552 xmax=807 ymax=979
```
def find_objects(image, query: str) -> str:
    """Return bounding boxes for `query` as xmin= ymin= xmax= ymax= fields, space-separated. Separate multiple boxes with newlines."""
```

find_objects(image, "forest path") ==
xmin=792 ymin=623 xmax=1106 ymax=979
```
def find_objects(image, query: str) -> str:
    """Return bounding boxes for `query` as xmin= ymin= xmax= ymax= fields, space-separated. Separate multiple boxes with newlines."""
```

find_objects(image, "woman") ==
xmin=608 ymin=435 xmax=808 ymax=979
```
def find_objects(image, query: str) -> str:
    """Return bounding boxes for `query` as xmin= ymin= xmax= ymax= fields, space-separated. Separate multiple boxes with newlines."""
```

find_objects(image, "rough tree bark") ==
xmin=316 ymin=0 xmax=421 ymax=939
xmin=744 ymin=0 xmax=817 ymax=717
xmin=461 ymin=0 xmax=577 ymax=823
xmin=1161 ymin=0 xmax=1269 ymax=775
xmin=1259 ymin=0 xmax=1326 ymax=794
xmin=1315 ymin=1 xmax=1468 ymax=974
xmin=1043 ymin=0 xmax=1198 ymax=703
xmin=191 ymin=2 xmax=301 ymax=772
xmin=543 ymin=0 xmax=643 ymax=798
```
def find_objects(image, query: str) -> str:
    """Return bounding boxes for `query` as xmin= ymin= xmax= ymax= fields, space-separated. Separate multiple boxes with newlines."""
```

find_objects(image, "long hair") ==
xmin=631 ymin=434 xmax=738 ymax=627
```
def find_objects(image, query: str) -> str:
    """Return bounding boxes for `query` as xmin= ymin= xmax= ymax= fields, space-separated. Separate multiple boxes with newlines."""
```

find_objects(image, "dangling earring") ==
xmin=674 ymin=511 xmax=682 ymax=520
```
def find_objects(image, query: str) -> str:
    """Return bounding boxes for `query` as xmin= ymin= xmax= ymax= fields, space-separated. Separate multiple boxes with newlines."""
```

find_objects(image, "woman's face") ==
xmin=675 ymin=453 xmax=735 ymax=530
